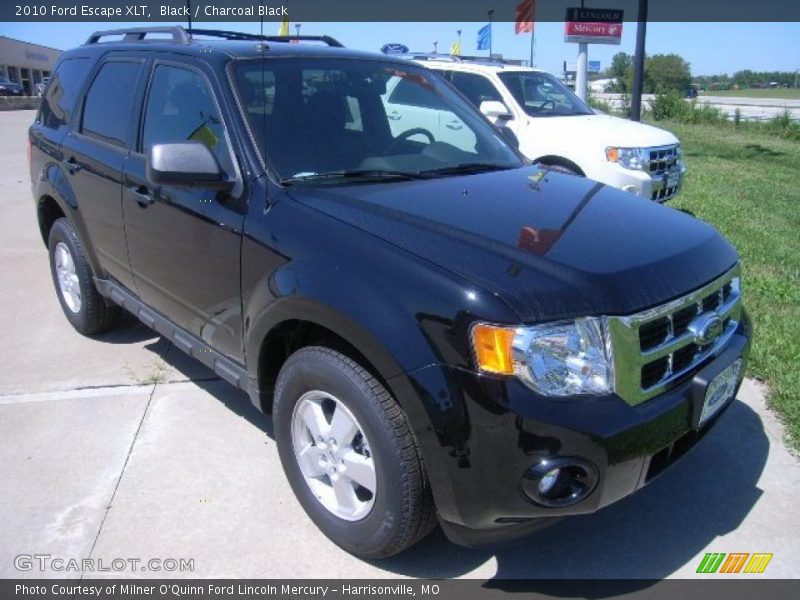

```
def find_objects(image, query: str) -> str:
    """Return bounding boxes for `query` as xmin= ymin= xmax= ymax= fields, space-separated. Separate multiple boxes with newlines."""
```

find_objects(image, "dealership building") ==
xmin=0 ymin=36 xmax=61 ymax=95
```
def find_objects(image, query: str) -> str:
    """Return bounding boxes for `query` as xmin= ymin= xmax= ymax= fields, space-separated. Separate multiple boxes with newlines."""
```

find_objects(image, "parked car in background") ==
xmin=0 ymin=76 xmax=24 ymax=96
xmin=410 ymin=55 xmax=686 ymax=202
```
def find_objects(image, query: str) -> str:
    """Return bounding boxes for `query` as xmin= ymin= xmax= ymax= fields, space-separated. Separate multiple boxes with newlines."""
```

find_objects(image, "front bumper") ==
xmin=398 ymin=320 xmax=750 ymax=548
xmin=599 ymin=160 xmax=686 ymax=203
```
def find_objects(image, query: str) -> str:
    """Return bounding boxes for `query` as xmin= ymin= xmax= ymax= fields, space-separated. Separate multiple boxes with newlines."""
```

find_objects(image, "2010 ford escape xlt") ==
xmin=29 ymin=27 xmax=751 ymax=559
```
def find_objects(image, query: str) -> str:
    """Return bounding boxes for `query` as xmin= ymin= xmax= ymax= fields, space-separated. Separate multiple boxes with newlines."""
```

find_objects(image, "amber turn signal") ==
xmin=471 ymin=324 xmax=516 ymax=375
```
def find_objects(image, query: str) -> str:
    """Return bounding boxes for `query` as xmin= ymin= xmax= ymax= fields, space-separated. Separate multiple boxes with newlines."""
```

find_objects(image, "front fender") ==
xmin=240 ymin=193 xmax=522 ymax=520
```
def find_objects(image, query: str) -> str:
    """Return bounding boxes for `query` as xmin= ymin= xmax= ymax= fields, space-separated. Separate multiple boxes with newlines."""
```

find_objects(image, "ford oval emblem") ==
xmin=381 ymin=43 xmax=409 ymax=55
xmin=688 ymin=313 xmax=724 ymax=345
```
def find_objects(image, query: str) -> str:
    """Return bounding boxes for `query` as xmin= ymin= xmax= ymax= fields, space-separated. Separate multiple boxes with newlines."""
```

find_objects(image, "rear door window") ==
xmin=81 ymin=61 xmax=144 ymax=147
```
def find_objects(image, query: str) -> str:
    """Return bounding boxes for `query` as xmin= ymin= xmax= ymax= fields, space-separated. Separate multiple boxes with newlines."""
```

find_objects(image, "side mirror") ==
xmin=499 ymin=126 xmax=520 ymax=150
xmin=147 ymin=142 xmax=233 ymax=191
xmin=480 ymin=100 xmax=513 ymax=123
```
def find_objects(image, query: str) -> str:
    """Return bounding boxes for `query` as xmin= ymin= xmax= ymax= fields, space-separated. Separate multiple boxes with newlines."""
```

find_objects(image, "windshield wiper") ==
xmin=281 ymin=169 xmax=426 ymax=185
xmin=418 ymin=163 xmax=516 ymax=177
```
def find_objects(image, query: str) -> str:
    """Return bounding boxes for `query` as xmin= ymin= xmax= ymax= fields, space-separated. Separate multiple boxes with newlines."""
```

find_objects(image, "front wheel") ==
xmin=273 ymin=347 xmax=436 ymax=558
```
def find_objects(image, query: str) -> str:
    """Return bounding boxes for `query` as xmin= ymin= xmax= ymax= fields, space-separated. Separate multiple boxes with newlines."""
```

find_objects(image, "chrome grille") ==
xmin=647 ymin=145 xmax=680 ymax=175
xmin=606 ymin=266 xmax=742 ymax=405
xmin=644 ymin=144 xmax=682 ymax=202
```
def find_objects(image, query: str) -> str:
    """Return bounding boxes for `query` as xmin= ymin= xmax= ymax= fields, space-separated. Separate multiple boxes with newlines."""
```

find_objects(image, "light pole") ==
xmin=433 ymin=41 xmax=438 ymax=53
xmin=631 ymin=0 xmax=649 ymax=121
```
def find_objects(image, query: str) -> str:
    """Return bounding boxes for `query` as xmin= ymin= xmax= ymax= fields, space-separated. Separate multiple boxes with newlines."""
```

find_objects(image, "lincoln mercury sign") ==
xmin=565 ymin=7 xmax=624 ymax=45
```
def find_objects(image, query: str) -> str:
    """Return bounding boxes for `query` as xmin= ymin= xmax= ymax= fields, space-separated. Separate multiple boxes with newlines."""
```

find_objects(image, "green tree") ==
xmin=607 ymin=52 xmax=634 ymax=92
xmin=644 ymin=54 xmax=692 ymax=93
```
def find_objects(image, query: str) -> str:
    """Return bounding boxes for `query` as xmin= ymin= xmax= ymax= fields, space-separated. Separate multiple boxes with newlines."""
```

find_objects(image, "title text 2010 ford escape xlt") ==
xmin=29 ymin=27 xmax=750 ymax=558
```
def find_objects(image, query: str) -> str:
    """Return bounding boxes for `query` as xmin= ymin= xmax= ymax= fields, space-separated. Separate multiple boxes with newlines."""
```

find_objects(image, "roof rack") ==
xmin=85 ymin=26 xmax=190 ymax=45
xmin=84 ymin=27 xmax=345 ymax=49
xmin=400 ymin=53 xmax=462 ymax=62
xmin=257 ymin=35 xmax=344 ymax=48
xmin=186 ymin=28 xmax=269 ymax=41
xmin=402 ymin=52 xmax=518 ymax=67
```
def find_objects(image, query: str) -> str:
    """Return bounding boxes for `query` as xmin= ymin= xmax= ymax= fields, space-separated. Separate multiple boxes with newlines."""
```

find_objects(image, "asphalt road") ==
xmin=594 ymin=93 xmax=800 ymax=121
xmin=1 ymin=110 xmax=798 ymax=579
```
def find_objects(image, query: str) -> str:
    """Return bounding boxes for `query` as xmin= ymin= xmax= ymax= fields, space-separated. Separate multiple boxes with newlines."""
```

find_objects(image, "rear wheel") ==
xmin=274 ymin=346 xmax=436 ymax=558
xmin=48 ymin=218 xmax=118 ymax=335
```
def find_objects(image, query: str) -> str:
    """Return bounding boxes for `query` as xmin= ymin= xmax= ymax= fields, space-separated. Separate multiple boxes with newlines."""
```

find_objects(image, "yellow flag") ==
xmin=278 ymin=14 xmax=290 ymax=36
xmin=450 ymin=40 xmax=461 ymax=56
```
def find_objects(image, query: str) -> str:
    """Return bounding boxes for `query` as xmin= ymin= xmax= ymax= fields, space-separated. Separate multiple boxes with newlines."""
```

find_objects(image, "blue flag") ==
xmin=477 ymin=24 xmax=491 ymax=50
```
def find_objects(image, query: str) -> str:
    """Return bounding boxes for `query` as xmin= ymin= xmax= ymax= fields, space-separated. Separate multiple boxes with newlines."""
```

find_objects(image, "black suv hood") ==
xmin=287 ymin=167 xmax=738 ymax=322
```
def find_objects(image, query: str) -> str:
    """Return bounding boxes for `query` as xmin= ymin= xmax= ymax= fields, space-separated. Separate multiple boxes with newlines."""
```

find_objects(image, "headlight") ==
xmin=605 ymin=147 xmax=646 ymax=170
xmin=471 ymin=318 xmax=613 ymax=396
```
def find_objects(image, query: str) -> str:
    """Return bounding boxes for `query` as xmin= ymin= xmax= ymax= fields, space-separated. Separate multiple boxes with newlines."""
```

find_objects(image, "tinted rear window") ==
xmin=81 ymin=61 xmax=143 ymax=147
xmin=39 ymin=57 xmax=92 ymax=130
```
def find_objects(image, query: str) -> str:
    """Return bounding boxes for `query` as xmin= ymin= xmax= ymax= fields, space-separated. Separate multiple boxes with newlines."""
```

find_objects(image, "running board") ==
xmin=94 ymin=278 xmax=250 ymax=393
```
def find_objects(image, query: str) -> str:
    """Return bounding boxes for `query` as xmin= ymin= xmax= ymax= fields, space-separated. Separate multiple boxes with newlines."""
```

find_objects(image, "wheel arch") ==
xmin=533 ymin=155 xmax=586 ymax=176
xmin=36 ymin=194 xmax=66 ymax=246
xmin=254 ymin=314 xmax=399 ymax=415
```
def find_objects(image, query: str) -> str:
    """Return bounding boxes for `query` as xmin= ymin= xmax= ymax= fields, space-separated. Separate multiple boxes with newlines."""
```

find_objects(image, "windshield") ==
xmin=234 ymin=58 xmax=523 ymax=183
xmin=497 ymin=71 xmax=593 ymax=118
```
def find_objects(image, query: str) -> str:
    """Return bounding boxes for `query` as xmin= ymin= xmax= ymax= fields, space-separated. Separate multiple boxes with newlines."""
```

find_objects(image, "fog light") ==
xmin=538 ymin=468 xmax=560 ymax=494
xmin=521 ymin=457 xmax=599 ymax=508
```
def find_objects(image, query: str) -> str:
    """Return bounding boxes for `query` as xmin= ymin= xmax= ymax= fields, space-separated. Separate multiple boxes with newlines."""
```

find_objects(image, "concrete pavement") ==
xmin=1 ymin=110 xmax=798 ymax=579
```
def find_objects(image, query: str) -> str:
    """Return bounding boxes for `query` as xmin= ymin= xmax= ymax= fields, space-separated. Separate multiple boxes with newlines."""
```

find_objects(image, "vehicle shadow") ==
xmin=91 ymin=311 xmax=164 ymax=345
xmin=145 ymin=333 xmax=275 ymax=437
xmin=132 ymin=334 xmax=769 ymax=584
xmin=375 ymin=399 xmax=769 ymax=582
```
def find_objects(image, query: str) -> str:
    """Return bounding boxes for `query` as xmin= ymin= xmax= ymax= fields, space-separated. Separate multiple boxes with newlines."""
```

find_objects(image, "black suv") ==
xmin=29 ymin=27 xmax=750 ymax=558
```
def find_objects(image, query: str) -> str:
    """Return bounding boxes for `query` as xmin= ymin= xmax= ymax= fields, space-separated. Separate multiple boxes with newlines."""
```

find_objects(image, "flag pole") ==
xmin=488 ymin=9 xmax=494 ymax=57
xmin=530 ymin=29 xmax=534 ymax=67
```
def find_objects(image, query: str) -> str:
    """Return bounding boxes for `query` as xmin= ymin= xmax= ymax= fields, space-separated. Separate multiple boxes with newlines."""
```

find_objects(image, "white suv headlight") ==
xmin=605 ymin=147 xmax=646 ymax=171
xmin=471 ymin=318 xmax=613 ymax=397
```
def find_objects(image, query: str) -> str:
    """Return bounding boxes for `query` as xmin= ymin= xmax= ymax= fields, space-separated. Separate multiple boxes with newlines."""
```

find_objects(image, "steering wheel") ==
xmin=537 ymin=99 xmax=556 ymax=111
xmin=386 ymin=128 xmax=435 ymax=153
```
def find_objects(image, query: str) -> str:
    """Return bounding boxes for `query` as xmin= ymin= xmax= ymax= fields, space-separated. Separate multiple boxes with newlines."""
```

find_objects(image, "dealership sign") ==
xmin=565 ymin=7 xmax=623 ymax=45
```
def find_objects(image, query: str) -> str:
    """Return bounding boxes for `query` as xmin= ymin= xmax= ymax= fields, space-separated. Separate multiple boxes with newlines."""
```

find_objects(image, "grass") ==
xmin=660 ymin=120 xmax=800 ymax=448
xmin=701 ymin=88 xmax=800 ymax=100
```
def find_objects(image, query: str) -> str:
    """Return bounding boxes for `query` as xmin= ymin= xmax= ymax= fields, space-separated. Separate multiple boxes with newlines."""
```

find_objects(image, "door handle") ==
xmin=129 ymin=185 xmax=154 ymax=207
xmin=446 ymin=121 xmax=463 ymax=130
xmin=63 ymin=157 xmax=82 ymax=174
xmin=388 ymin=111 xmax=401 ymax=121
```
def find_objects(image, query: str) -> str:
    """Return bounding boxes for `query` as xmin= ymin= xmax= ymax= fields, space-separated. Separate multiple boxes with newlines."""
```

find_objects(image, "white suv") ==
xmin=411 ymin=56 xmax=686 ymax=202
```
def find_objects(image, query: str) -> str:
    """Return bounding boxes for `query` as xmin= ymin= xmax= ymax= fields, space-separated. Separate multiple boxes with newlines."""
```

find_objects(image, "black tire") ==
xmin=539 ymin=162 xmax=581 ymax=176
xmin=48 ymin=218 xmax=118 ymax=335
xmin=273 ymin=346 xmax=437 ymax=559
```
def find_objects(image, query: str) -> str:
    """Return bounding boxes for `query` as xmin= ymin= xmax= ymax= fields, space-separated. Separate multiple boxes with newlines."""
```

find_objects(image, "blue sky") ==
xmin=1 ymin=21 xmax=798 ymax=76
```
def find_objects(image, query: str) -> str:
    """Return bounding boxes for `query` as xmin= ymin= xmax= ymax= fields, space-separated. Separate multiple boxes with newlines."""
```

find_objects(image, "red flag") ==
xmin=515 ymin=0 xmax=535 ymax=34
